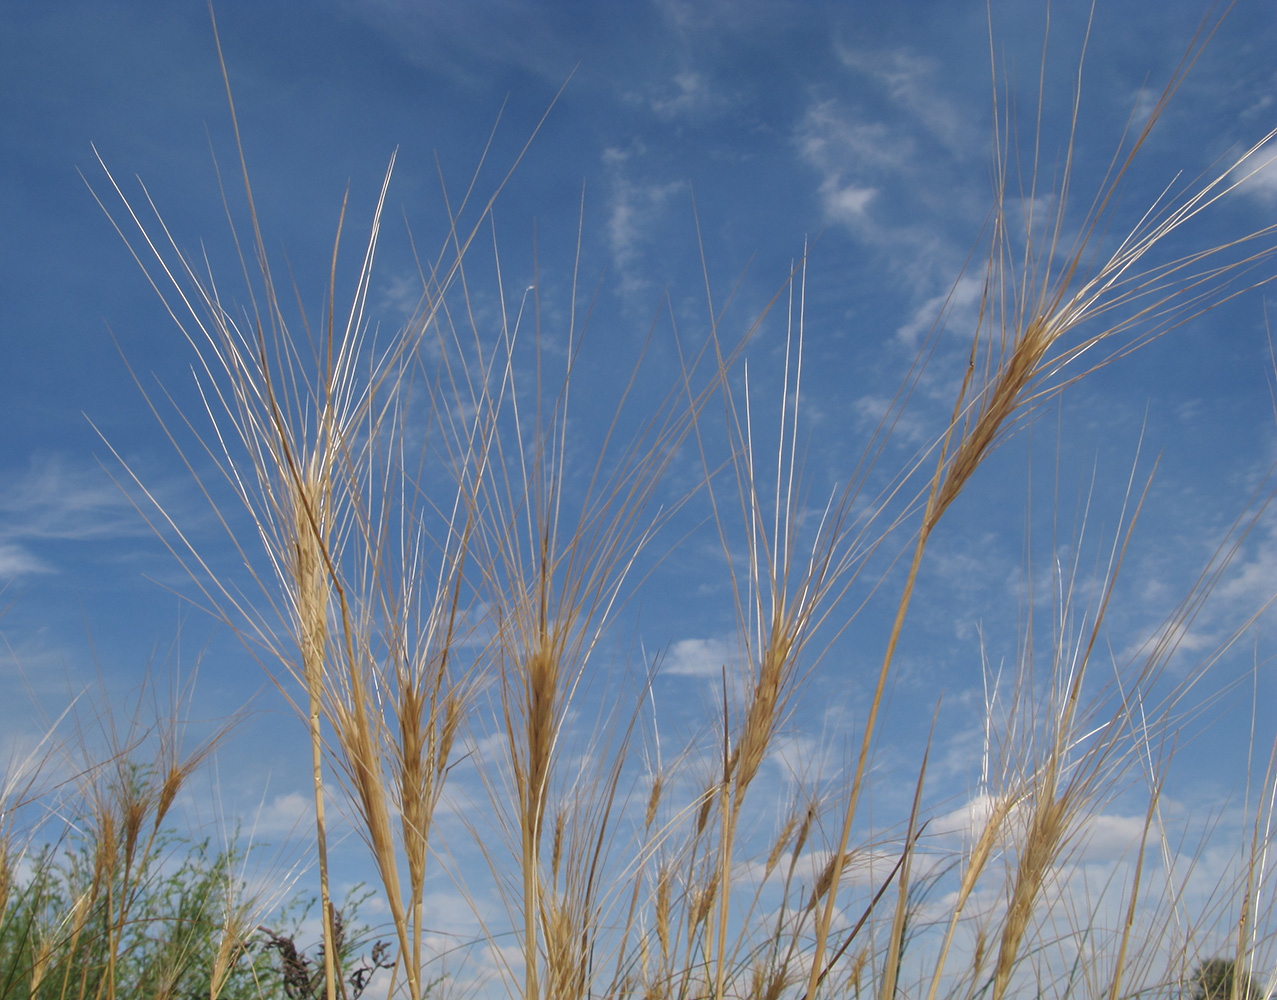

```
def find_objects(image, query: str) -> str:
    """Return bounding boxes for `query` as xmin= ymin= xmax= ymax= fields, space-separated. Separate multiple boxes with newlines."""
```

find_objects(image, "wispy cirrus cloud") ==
xmin=796 ymin=41 xmax=977 ymax=239
xmin=793 ymin=48 xmax=984 ymax=309
xmin=334 ymin=0 xmax=582 ymax=90
xmin=647 ymin=70 xmax=729 ymax=121
xmin=601 ymin=143 xmax=685 ymax=297
xmin=833 ymin=45 xmax=972 ymax=153
xmin=894 ymin=272 xmax=986 ymax=349
xmin=794 ymin=101 xmax=896 ymax=232
xmin=0 ymin=453 xmax=152 ymax=577
xmin=0 ymin=541 xmax=50 ymax=577
xmin=653 ymin=0 xmax=794 ymax=35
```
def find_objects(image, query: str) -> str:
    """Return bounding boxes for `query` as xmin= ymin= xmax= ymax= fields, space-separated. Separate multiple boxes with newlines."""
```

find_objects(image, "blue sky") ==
xmin=3 ymin=0 xmax=1277 ymax=987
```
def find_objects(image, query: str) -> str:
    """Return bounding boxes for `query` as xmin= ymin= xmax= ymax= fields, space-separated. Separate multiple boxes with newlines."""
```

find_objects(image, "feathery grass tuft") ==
xmin=48 ymin=3 xmax=1277 ymax=1000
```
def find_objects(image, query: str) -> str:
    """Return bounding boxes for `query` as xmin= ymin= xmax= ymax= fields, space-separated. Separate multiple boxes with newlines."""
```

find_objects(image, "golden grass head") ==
xmin=644 ymin=772 xmax=663 ymax=832
xmin=70 ymin=6 xmax=1277 ymax=1000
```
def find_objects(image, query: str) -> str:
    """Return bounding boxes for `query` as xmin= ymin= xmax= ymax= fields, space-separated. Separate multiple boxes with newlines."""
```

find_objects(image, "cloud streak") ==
xmin=0 ymin=454 xmax=156 ymax=577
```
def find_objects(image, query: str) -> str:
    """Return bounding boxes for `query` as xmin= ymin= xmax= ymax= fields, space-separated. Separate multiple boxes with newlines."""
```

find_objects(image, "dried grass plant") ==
xmin=54 ymin=2 xmax=1277 ymax=999
xmin=0 ymin=659 xmax=295 ymax=1000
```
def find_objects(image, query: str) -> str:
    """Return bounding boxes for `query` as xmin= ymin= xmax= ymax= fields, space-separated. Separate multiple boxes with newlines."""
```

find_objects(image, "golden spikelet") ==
xmin=93 ymin=807 xmax=118 ymax=889
xmin=525 ymin=636 xmax=563 ymax=844
xmin=655 ymin=868 xmax=671 ymax=966
xmin=735 ymin=626 xmax=795 ymax=796
xmin=792 ymin=801 xmax=815 ymax=860
xmin=764 ymin=810 xmax=800 ymax=881
xmin=154 ymin=763 xmax=184 ymax=830
xmin=923 ymin=792 xmax=1016 ymax=1000
xmin=691 ymin=878 xmax=718 ymax=936
xmin=551 ymin=808 xmax=566 ymax=883
xmin=121 ymin=784 xmax=148 ymax=872
xmin=293 ymin=477 xmax=331 ymax=686
xmin=809 ymin=850 xmax=843 ymax=912
xmin=208 ymin=880 xmax=260 ymax=1000
xmin=970 ymin=927 xmax=988 ymax=986
xmin=645 ymin=773 xmax=663 ymax=832
xmin=695 ymin=781 xmax=716 ymax=838
xmin=28 ymin=932 xmax=54 ymax=997
xmin=990 ymin=794 xmax=1071 ymax=1000
xmin=848 ymin=946 xmax=871 ymax=997
xmin=438 ymin=691 xmax=463 ymax=781
xmin=399 ymin=697 xmax=428 ymax=892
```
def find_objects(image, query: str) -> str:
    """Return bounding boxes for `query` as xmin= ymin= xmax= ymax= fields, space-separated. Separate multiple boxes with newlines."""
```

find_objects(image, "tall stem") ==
xmin=297 ymin=487 xmax=338 ymax=1000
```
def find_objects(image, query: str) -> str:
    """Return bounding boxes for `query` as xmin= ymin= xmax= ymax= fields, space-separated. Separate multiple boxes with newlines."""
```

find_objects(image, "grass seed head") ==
xmin=645 ymin=773 xmax=663 ymax=832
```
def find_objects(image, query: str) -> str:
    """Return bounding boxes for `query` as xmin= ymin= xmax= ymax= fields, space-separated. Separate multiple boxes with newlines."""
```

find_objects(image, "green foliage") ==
xmin=0 ymin=825 xmax=387 ymax=1000
xmin=1192 ymin=958 xmax=1261 ymax=1000
xmin=1 ymin=831 xmax=248 ymax=999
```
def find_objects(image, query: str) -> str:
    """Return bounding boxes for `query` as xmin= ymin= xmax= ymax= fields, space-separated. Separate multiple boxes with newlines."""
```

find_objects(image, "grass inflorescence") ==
xmin=5 ymin=3 xmax=1277 ymax=1000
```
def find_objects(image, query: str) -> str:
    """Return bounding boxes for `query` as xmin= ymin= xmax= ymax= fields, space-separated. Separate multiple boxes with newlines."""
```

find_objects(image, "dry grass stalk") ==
xmin=28 ymin=930 xmax=54 ymax=997
xmin=72 ymin=3 xmax=1277 ymax=999
xmin=0 ymin=664 xmax=252 ymax=1000
xmin=0 ymin=847 xmax=9 ymax=934
xmin=989 ymin=793 xmax=1070 ymax=1000
xmin=923 ymin=792 xmax=1016 ymax=1000
xmin=51 ymin=668 xmax=234 ymax=1000
xmin=1103 ymin=785 xmax=1163 ymax=1000
xmin=422 ymin=181 xmax=752 ymax=1000
xmin=914 ymin=439 xmax=1270 ymax=1000
xmin=667 ymin=247 xmax=873 ymax=1000
xmin=207 ymin=882 xmax=260 ymax=1000
xmin=803 ymin=7 xmax=1277 ymax=994
xmin=879 ymin=736 xmax=932 ymax=1000
xmin=84 ymin=3 xmax=537 ymax=991
xmin=291 ymin=468 xmax=340 ymax=1000
xmin=656 ymin=867 xmax=672 ymax=974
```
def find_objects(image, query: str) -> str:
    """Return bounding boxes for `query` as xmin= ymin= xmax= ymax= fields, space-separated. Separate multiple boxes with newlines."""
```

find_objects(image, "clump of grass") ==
xmin=0 ymin=666 xmax=299 ymax=1000
xmin=75 ymin=3 xmax=1277 ymax=1000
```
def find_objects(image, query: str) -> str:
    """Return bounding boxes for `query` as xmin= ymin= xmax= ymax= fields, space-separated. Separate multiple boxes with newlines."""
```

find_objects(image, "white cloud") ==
xmin=851 ymin=393 xmax=930 ymax=444
xmin=653 ymin=0 xmax=790 ymax=35
xmin=1121 ymin=618 xmax=1217 ymax=668
xmin=664 ymin=636 xmax=736 ymax=678
xmin=1214 ymin=511 xmax=1277 ymax=625
xmin=769 ymin=731 xmax=839 ymax=785
xmin=1078 ymin=811 xmax=1157 ymax=861
xmin=833 ymin=45 xmax=970 ymax=152
xmin=733 ymin=843 xmax=902 ymax=894
xmin=932 ymin=790 xmax=1156 ymax=869
xmin=247 ymin=790 xmax=312 ymax=838
xmin=0 ymin=541 xmax=51 ymax=578
xmin=794 ymin=48 xmax=984 ymax=299
xmin=603 ymin=158 xmax=685 ymax=297
xmin=822 ymin=181 xmax=877 ymax=226
xmin=799 ymin=100 xmax=914 ymax=174
xmin=379 ymin=271 xmax=424 ymax=321
xmin=0 ymin=454 xmax=146 ymax=544
xmin=601 ymin=141 xmax=644 ymax=166
xmin=1116 ymin=507 xmax=1277 ymax=671
xmin=895 ymin=273 xmax=986 ymax=349
xmin=0 ymin=454 xmax=200 ymax=580
xmin=795 ymin=103 xmax=893 ymax=233
xmin=649 ymin=71 xmax=724 ymax=120
xmin=338 ymin=0 xmax=575 ymax=91
xmin=931 ymin=790 xmax=1004 ymax=840
xmin=1128 ymin=87 xmax=1160 ymax=130
xmin=1229 ymin=139 xmax=1277 ymax=204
